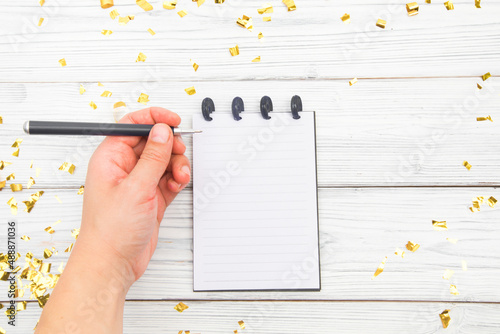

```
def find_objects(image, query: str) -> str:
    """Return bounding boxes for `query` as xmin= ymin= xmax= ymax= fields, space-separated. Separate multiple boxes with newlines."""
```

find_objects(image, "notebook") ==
xmin=192 ymin=110 xmax=320 ymax=291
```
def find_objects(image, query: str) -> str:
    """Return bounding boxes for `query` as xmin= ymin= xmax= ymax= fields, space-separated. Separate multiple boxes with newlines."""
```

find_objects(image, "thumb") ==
xmin=128 ymin=123 xmax=173 ymax=189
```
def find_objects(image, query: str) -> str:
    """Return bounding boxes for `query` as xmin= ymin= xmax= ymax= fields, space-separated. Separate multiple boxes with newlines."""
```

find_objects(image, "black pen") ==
xmin=23 ymin=120 xmax=202 ymax=136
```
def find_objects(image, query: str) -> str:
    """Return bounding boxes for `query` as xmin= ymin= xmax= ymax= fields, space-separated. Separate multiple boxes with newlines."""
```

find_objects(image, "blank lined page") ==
xmin=192 ymin=111 xmax=320 ymax=291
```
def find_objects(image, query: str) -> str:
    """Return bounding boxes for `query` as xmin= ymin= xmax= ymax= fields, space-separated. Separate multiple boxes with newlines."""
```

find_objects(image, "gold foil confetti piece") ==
xmin=487 ymin=196 xmax=497 ymax=208
xmin=53 ymin=220 xmax=61 ymax=227
xmin=258 ymin=3 xmax=273 ymax=14
xmin=194 ymin=0 xmax=205 ymax=7
xmin=185 ymin=86 xmax=196 ymax=95
xmin=238 ymin=320 xmax=246 ymax=329
xmin=477 ymin=83 xmax=483 ymax=90
xmin=100 ymin=0 xmax=114 ymax=8
xmin=54 ymin=195 xmax=62 ymax=203
xmin=447 ymin=238 xmax=458 ymax=244
xmin=17 ymin=301 xmax=27 ymax=311
xmin=79 ymin=84 xmax=86 ymax=95
xmin=21 ymin=235 xmax=30 ymax=241
xmin=43 ymin=249 xmax=53 ymax=259
xmin=110 ymin=9 xmax=119 ymax=19
xmin=406 ymin=2 xmax=419 ymax=16
xmin=148 ymin=28 xmax=156 ymax=36
xmin=98 ymin=82 xmax=104 ymax=86
xmin=0 ymin=327 xmax=4 ymax=334
xmin=0 ymin=116 xmax=2 ymax=124
xmin=15 ymin=288 xmax=24 ymax=298
xmin=178 ymin=10 xmax=188 ymax=17
xmin=376 ymin=19 xmax=386 ymax=29
xmin=58 ymin=262 xmax=64 ymax=273
xmin=432 ymin=220 xmax=448 ymax=231
xmin=0 ymin=180 xmax=5 ymax=189
xmin=6 ymin=173 xmax=15 ymax=180
xmin=394 ymin=248 xmax=405 ymax=258
xmin=118 ymin=16 xmax=131 ymax=25
xmin=215 ymin=0 xmax=225 ymax=3
xmin=462 ymin=260 xmax=467 ymax=271
xmin=426 ymin=0 xmax=431 ymax=2
xmin=65 ymin=243 xmax=74 ymax=252
xmin=190 ymin=59 xmax=199 ymax=72
xmin=71 ymin=228 xmax=80 ymax=239
xmin=44 ymin=226 xmax=55 ymax=234
xmin=0 ymin=161 xmax=12 ymax=170
xmin=449 ymin=284 xmax=459 ymax=295
xmin=136 ymin=0 xmax=153 ymax=11
xmin=7 ymin=197 xmax=17 ymax=215
xmin=77 ymin=185 xmax=85 ymax=195
xmin=138 ymin=93 xmax=150 ymax=105
xmin=101 ymin=90 xmax=113 ymax=97
xmin=90 ymin=101 xmax=97 ymax=110
xmin=163 ymin=1 xmax=177 ymax=9
xmin=37 ymin=293 xmax=50 ymax=308
xmin=372 ymin=256 xmax=387 ymax=279
xmin=229 ymin=45 xmax=240 ymax=56
xmin=12 ymin=138 xmax=23 ymax=148
xmin=439 ymin=310 xmax=451 ymax=328
xmin=282 ymin=0 xmax=296 ymax=11
xmin=263 ymin=16 xmax=271 ymax=22
xmin=174 ymin=302 xmax=189 ymax=312
xmin=40 ymin=263 xmax=51 ymax=274
xmin=341 ymin=13 xmax=350 ymax=24
xmin=27 ymin=177 xmax=35 ymax=189
xmin=59 ymin=162 xmax=76 ymax=174
xmin=444 ymin=1 xmax=454 ymax=10
xmin=101 ymin=30 xmax=113 ymax=36
xmin=0 ymin=271 xmax=10 ymax=281
xmin=482 ymin=72 xmax=491 ymax=81
xmin=252 ymin=56 xmax=261 ymax=62
xmin=114 ymin=102 xmax=126 ymax=109
xmin=442 ymin=269 xmax=455 ymax=280
xmin=475 ymin=0 xmax=481 ymax=8
xmin=38 ymin=18 xmax=44 ymax=26
xmin=258 ymin=32 xmax=264 ymax=39
xmin=477 ymin=115 xmax=493 ymax=122
xmin=12 ymin=148 xmax=19 ymax=157
xmin=237 ymin=15 xmax=254 ymax=31
xmin=11 ymin=184 xmax=22 ymax=192
xmin=406 ymin=241 xmax=420 ymax=252
xmin=59 ymin=58 xmax=67 ymax=67
xmin=136 ymin=52 xmax=147 ymax=62
xmin=349 ymin=78 xmax=358 ymax=86
xmin=36 ymin=167 xmax=41 ymax=177
xmin=40 ymin=0 xmax=45 ymax=6
xmin=234 ymin=331 xmax=238 ymax=334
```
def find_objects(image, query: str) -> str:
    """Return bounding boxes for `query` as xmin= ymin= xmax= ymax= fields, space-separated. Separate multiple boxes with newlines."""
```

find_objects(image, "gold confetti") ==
xmin=178 ymin=10 xmax=188 ymax=17
xmin=477 ymin=83 xmax=483 ymax=90
xmin=0 ymin=180 xmax=5 ymax=190
xmin=0 ymin=116 xmax=2 ymax=124
xmin=190 ymin=59 xmax=199 ymax=72
xmin=487 ymin=196 xmax=497 ymax=208
xmin=137 ymin=0 xmax=153 ymax=11
xmin=349 ymin=78 xmax=358 ymax=86
xmin=36 ymin=167 xmax=41 ymax=177
xmin=17 ymin=301 xmax=27 ymax=311
xmin=194 ymin=0 xmax=205 ymax=7
xmin=148 ymin=28 xmax=156 ymax=36
xmin=185 ymin=86 xmax=196 ymax=95
xmin=174 ymin=302 xmax=189 ymax=312
xmin=215 ymin=0 xmax=224 ymax=3
xmin=406 ymin=241 xmax=420 ymax=252
xmin=426 ymin=0 xmax=431 ymax=2
xmin=54 ymin=195 xmax=62 ymax=203
xmin=376 ymin=19 xmax=386 ymax=29
xmin=44 ymin=226 xmax=55 ymax=234
xmin=229 ymin=45 xmax=240 ymax=56
xmin=258 ymin=32 xmax=264 ymax=39
xmin=439 ymin=310 xmax=451 ymax=328
xmin=43 ymin=249 xmax=53 ymax=259
xmin=238 ymin=320 xmax=246 ymax=329
xmin=71 ymin=229 xmax=80 ymax=239
xmin=59 ymin=58 xmax=67 ymax=67
xmin=406 ymin=2 xmax=419 ymax=16
xmin=257 ymin=3 xmax=273 ymax=14
xmin=114 ymin=102 xmax=126 ymax=109
xmin=163 ymin=1 xmax=177 ymax=9
xmin=282 ymin=0 xmax=296 ymax=11
xmin=12 ymin=138 xmax=23 ymax=148
xmin=462 ymin=260 xmax=467 ymax=271
xmin=477 ymin=115 xmax=493 ymax=122
xmin=7 ymin=197 xmax=17 ymax=215
xmin=252 ymin=56 xmax=261 ymax=62
xmin=40 ymin=0 xmax=45 ymax=5
xmin=40 ymin=263 xmax=51 ymax=274
xmin=138 ymin=93 xmax=150 ymax=105
xmin=98 ymin=82 xmax=104 ymax=86
xmin=37 ymin=293 xmax=50 ymax=308
xmin=58 ymin=262 xmax=64 ymax=273
xmin=110 ymin=9 xmax=119 ymax=19
xmin=0 ymin=161 xmax=12 ymax=170
xmin=65 ymin=243 xmax=74 ymax=253
xmin=38 ymin=18 xmax=44 ymax=26
xmin=90 ymin=101 xmax=97 ymax=110
xmin=11 ymin=184 xmax=22 ymax=192
xmin=118 ymin=16 xmax=131 ymax=25
xmin=449 ymin=284 xmax=459 ymax=295
xmin=482 ymin=72 xmax=491 ymax=81
xmin=101 ymin=30 xmax=113 ymax=36
xmin=447 ymin=238 xmax=458 ymax=244
xmin=12 ymin=148 xmax=19 ymax=157
xmin=77 ymin=186 xmax=85 ymax=195
xmin=444 ymin=1 xmax=454 ymax=10
xmin=237 ymin=15 xmax=253 ymax=31
xmin=442 ymin=269 xmax=454 ymax=280
xmin=6 ymin=173 xmax=15 ymax=180
xmin=79 ymin=84 xmax=86 ymax=95
xmin=341 ymin=13 xmax=350 ymax=24
xmin=27 ymin=177 xmax=35 ymax=189
xmin=136 ymin=52 xmax=147 ymax=62
xmin=100 ymin=0 xmax=114 ymax=9
xmin=59 ymin=162 xmax=76 ymax=174
xmin=21 ymin=235 xmax=30 ymax=241
xmin=475 ymin=0 xmax=481 ymax=8
xmin=432 ymin=220 xmax=447 ymax=231
xmin=101 ymin=90 xmax=113 ymax=97
xmin=394 ymin=248 xmax=405 ymax=258
xmin=371 ymin=256 xmax=387 ymax=279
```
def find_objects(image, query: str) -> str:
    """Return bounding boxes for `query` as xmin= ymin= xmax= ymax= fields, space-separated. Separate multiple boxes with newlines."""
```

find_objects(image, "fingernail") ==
xmin=181 ymin=165 xmax=191 ymax=178
xmin=151 ymin=124 xmax=170 ymax=144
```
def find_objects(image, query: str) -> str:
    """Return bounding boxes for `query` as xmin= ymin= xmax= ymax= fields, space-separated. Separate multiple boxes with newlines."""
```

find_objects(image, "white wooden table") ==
xmin=1 ymin=1 xmax=500 ymax=333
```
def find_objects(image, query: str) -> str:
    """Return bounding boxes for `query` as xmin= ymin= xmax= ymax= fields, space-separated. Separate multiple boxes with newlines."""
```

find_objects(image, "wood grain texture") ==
xmin=4 ymin=301 xmax=500 ymax=334
xmin=2 ymin=187 xmax=499 ymax=302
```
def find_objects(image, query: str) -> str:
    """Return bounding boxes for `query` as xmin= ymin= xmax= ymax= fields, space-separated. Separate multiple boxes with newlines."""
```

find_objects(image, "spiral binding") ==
xmin=201 ymin=96 xmax=302 ymax=121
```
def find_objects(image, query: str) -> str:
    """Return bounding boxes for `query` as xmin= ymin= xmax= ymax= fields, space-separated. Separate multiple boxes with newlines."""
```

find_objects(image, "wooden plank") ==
xmin=1 ymin=78 xmax=499 ymax=187
xmin=2 ymin=187 xmax=499 ymax=302
xmin=0 ymin=2 xmax=499 ymax=81
xmin=4 ymin=300 xmax=500 ymax=333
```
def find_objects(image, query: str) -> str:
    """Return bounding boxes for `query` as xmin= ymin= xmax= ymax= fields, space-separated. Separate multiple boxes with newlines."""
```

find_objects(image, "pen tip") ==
xmin=23 ymin=121 xmax=30 ymax=134
xmin=195 ymin=130 xmax=203 ymax=133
